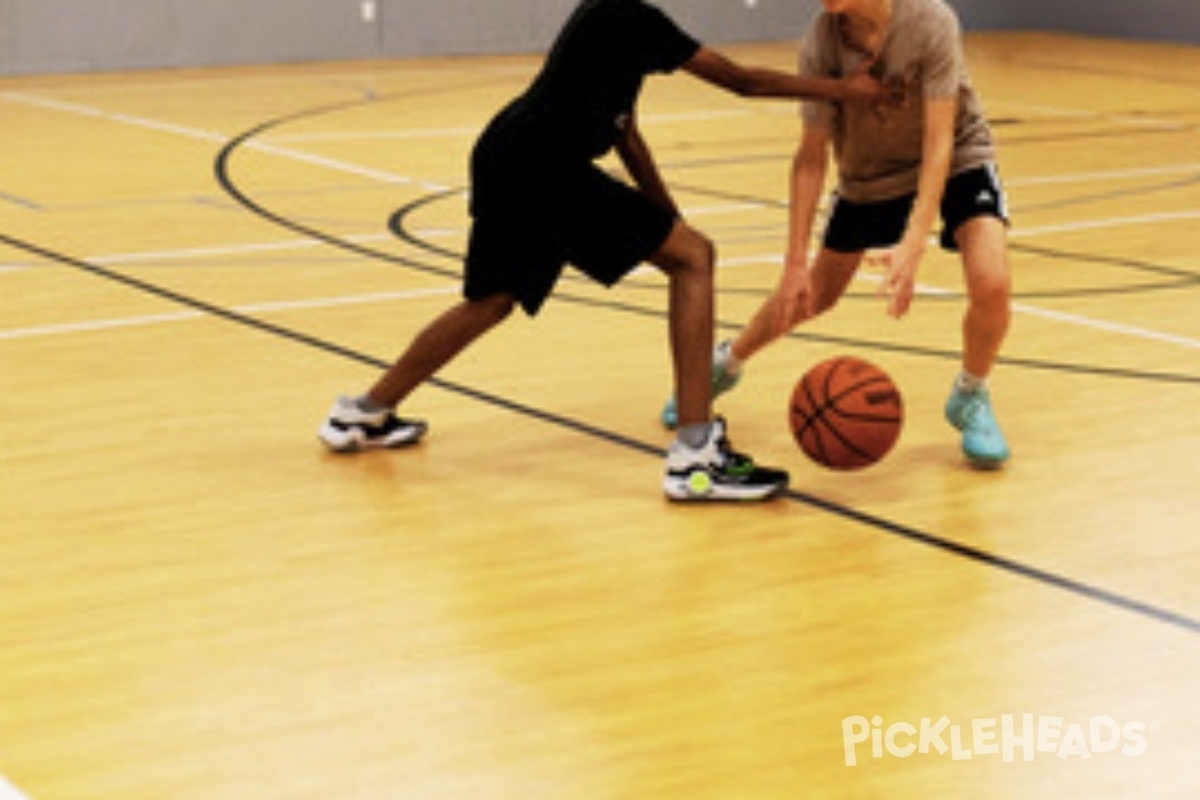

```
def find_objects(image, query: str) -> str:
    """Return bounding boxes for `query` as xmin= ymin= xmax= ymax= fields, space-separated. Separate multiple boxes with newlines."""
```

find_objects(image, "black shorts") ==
xmin=823 ymin=164 xmax=1009 ymax=253
xmin=464 ymin=165 xmax=676 ymax=316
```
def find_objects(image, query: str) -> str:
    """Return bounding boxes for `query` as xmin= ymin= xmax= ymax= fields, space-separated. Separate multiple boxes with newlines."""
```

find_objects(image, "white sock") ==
xmin=355 ymin=395 xmax=391 ymax=414
xmin=716 ymin=340 xmax=742 ymax=375
xmin=677 ymin=422 xmax=713 ymax=450
xmin=955 ymin=371 xmax=986 ymax=394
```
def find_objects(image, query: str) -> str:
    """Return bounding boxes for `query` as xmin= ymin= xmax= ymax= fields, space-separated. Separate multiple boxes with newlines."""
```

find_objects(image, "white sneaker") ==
xmin=318 ymin=395 xmax=427 ymax=453
xmin=664 ymin=417 xmax=788 ymax=501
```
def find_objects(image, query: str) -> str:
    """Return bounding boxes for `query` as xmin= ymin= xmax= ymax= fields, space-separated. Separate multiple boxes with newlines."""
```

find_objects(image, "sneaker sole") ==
xmin=318 ymin=423 xmax=425 ymax=453
xmin=946 ymin=408 xmax=1009 ymax=470
xmin=964 ymin=450 xmax=1008 ymax=470
xmin=663 ymin=472 xmax=788 ymax=502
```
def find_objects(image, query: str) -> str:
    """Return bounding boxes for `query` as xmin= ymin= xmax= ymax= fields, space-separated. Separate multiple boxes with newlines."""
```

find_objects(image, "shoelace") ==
xmin=955 ymin=393 xmax=984 ymax=422
xmin=958 ymin=393 xmax=989 ymax=428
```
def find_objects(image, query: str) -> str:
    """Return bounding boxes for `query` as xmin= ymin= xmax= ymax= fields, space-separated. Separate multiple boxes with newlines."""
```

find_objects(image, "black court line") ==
xmin=6 ymin=241 xmax=1200 ymax=637
xmin=0 ymin=229 xmax=660 ymax=458
xmin=213 ymin=99 xmax=465 ymax=286
xmin=0 ymin=189 xmax=43 ymax=211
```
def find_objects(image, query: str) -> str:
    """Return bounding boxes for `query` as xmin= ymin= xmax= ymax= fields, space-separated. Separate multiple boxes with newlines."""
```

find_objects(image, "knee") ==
xmin=656 ymin=224 xmax=715 ymax=278
xmin=691 ymin=231 xmax=717 ymax=273
xmin=969 ymin=270 xmax=1011 ymax=315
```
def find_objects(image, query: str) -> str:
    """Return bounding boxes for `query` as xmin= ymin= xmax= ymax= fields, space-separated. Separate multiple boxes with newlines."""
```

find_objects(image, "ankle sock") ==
xmin=955 ymin=371 xmax=986 ymax=394
xmin=716 ymin=340 xmax=742 ymax=376
xmin=354 ymin=395 xmax=391 ymax=414
xmin=677 ymin=422 xmax=713 ymax=450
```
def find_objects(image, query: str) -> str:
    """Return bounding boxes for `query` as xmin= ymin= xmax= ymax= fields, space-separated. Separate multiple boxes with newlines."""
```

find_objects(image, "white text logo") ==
xmin=842 ymin=714 xmax=1154 ymax=766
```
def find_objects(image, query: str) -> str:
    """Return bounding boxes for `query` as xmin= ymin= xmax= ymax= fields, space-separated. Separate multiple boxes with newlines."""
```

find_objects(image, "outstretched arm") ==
xmin=682 ymin=45 xmax=881 ymax=103
xmin=775 ymin=124 xmax=831 ymax=333
xmin=879 ymin=95 xmax=955 ymax=318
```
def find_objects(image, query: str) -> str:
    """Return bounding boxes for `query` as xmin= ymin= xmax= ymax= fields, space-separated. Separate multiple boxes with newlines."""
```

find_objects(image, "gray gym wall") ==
xmin=0 ymin=0 xmax=1198 ymax=76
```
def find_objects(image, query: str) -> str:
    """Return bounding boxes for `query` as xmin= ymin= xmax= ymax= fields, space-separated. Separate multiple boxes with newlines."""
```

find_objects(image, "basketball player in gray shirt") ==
xmin=664 ymin=0 xmax=1012 ymax=468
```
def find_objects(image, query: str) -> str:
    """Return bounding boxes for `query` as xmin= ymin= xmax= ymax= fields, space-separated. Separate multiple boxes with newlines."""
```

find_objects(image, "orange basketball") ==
xmin=788 ymin=357 xmax=903 ymax=470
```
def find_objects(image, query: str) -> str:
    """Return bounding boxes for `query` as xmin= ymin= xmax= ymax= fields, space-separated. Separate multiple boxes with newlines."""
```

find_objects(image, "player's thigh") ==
xmin=464 ymin=215 xmax=563 ymax=316
xmin=563 ymin=168 xmax=677 ymax=285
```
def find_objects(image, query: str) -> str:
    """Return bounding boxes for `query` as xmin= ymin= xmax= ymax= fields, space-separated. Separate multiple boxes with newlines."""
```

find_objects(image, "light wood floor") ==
xmin=3 ymin=31 xmax=1200 ymax=799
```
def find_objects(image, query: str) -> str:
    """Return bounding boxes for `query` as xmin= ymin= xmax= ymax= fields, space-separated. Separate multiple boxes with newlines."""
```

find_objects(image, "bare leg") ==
xmin=945 ymin=215 xmax=1012 ymax=466
xmin=648 ymin=220 xmax=716 ymax=428
xmin=729 ymin=249 xmax=864 ymax=364
xmin=955 ymin=217 xmax=1011 ymax=379
xmin=366 ymin=293 xmax=515 ymax=408
xmin=652 ymin=220 xmax=790 ymax=500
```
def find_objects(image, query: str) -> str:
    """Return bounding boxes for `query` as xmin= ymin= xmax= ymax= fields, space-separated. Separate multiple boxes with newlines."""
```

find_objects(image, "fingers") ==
xmin=774 ymin=303 xmax=793 ymax=337
xmin=774 ymin=289 xmax=799 ymax=336
xmin=887 ymin=285 xmax=913 ymax=318
xmin=851 ymin=50 xmax=879 ymax=77
xmin=771 ymin=274 xmax=808 ymax=335
xmin=871 ymin=249 xmax=914 ymax=319
xmin=881 ymin=272 xmax=913 ymax=318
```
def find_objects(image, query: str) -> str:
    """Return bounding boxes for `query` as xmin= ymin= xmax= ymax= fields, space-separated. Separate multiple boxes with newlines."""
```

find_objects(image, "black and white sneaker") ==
xmin=318 ymin=395 xmax=428 ymax=453
xmin=664 ymin=417 xmax=788 ymax=501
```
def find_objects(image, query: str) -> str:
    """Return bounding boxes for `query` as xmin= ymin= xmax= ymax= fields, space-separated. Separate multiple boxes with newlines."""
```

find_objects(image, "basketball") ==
xmin=788 ymin=357 xmax=903 ymax=470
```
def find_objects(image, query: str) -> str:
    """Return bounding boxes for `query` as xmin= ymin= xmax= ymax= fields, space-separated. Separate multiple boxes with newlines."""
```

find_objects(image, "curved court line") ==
xmin=209 ymin=95 xmax=1200 ymax=396
xmin=386 ymin=189 xmax=1200 ymax=378
xmin=5 ymin=227 xmax=1199 ymax=636
xmin=0 ymin=189 xmax=43 ymax=211
xmin=390 ymin=180 xmax=1200 ymax=304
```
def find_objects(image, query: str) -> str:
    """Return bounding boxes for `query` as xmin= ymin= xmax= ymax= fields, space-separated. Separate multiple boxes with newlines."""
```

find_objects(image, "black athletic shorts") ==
xmin=464 ymin=164 xmax=676 ymax=316
xmin=823 ymin=164 xmax=1009 ymax=253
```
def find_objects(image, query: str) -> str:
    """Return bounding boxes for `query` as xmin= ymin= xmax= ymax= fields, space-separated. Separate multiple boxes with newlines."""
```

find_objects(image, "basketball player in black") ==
xmin=319 ymin=0 xmax=884 ymax=500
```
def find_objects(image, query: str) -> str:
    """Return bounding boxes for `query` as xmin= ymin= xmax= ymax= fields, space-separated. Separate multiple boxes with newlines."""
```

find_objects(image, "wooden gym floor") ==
xmin=2 ymin=30 xmax=1199 ymax=800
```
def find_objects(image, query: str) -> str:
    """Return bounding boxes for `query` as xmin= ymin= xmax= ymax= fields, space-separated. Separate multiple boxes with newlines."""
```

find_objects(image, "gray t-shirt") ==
xmin=800 ymin=0 xmax=995 ymax=202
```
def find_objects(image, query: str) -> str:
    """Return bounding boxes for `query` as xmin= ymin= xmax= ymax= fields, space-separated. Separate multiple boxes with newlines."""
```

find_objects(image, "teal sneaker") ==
xmin=660 ymin=340 xmax=743 ymax=429
xmin=944 ymin=383 xmax=1010 ymax=469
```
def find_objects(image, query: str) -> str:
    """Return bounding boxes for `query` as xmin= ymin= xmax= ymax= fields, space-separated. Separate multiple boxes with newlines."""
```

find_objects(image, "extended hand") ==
xmin=876 ymin=241 xmax=923 ymax=319
xmin=841 ymin=70 xmax=885 ymax=103
xmin=773 ymin=260 xmax=812 ymax=335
